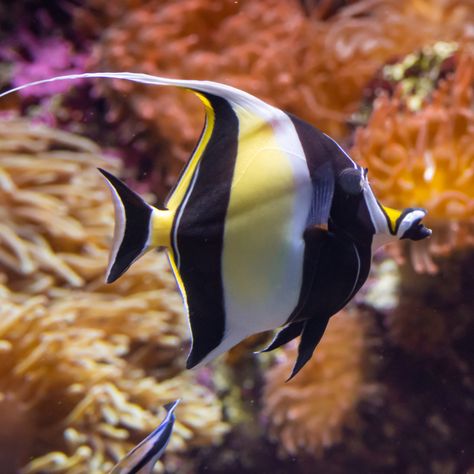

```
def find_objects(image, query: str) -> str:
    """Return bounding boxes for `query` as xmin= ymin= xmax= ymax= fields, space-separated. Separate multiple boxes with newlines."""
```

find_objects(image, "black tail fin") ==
xmin=99 ymin=168 xmax=155 ymax=283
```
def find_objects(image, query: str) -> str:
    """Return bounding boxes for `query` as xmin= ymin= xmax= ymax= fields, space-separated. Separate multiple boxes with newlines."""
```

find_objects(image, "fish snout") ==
xmin=398 ymin=208 xmax=432 ymax=241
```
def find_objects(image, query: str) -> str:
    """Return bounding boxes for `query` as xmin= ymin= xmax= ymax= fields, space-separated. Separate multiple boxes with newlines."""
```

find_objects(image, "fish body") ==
xmin=110 ymin=400 xmax=179 ymax=474
xmin=0 ymin=72 xmax=432 ymax=377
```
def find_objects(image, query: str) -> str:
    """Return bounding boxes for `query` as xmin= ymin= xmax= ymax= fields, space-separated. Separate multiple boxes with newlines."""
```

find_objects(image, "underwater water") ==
xmin=0 ymin=1 xmax=473 ymax=473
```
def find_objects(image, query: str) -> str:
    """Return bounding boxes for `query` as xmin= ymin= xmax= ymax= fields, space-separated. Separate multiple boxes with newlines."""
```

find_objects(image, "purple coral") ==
xmin=3 ymin=30 xmax=87 ymax=97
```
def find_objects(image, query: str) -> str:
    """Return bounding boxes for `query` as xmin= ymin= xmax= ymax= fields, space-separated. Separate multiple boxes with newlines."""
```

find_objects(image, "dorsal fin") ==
xmin=0 ymin=72 xmax=284 ymax=214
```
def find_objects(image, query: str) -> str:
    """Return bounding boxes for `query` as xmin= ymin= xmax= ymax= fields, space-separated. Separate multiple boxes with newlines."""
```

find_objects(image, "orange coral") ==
xmin=90 ymin=0 xmax=306 ymax=193
xmin=0 ymin=254 xmax=229 ymax=473
xmin=88 ymin=0 xmax=474 ymax=193
xmin=262 ymin=308 xmax=378 ymax=457
xmin=352 ymin=50 xmax=474 ymax=272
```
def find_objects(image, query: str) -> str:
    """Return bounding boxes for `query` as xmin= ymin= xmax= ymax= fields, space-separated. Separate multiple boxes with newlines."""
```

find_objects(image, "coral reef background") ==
xmin=0 ymin=0 xmax=473 ymax=473
xmin=0 ymin=119 xmax=228 ymax=473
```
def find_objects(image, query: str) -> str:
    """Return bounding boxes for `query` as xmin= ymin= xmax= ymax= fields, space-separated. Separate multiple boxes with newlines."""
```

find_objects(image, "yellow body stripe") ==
xmin=166 ymin=92 xmax=216 ymax=211
xmin=222 ymin=107 xmax=296 ymax=306
xmin=159 ymin=91 xmax=216 ymax=304
xmin=382 ymin=205 xmax=402 ymax=234
xmin=167 ymin=252 xmax=188 ymax=311
xmin=150 ymin=209 xmax=175 ymax=248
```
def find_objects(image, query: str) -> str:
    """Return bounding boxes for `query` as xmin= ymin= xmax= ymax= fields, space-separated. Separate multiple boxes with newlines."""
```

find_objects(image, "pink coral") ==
xmin=11 ymin=33 xmax=87 ymax=97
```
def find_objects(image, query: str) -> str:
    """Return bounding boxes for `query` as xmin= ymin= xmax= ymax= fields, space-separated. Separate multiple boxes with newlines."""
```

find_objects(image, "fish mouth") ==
xmin=400 ymin=209 xmax=432 ymax=241
xmin=409 ymin=218 xmax=432 ymax=240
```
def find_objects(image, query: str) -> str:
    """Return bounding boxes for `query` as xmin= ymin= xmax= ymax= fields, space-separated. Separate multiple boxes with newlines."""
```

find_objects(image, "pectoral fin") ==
xmin=306 ymin=161 xmax=335 ymax=227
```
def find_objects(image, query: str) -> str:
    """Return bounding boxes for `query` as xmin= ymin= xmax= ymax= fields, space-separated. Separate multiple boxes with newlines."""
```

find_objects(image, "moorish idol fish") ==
xmin=110 ymin=399 xmax=179 ymax=474
xmin=0 ymin=73 xmax=432 ymax=379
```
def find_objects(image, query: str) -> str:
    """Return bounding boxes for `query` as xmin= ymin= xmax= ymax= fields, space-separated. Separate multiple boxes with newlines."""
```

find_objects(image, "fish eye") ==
xmin=338 ymin=168 xmax=364 ymax=195
xmin=363 ymin=167 xmax=368 ymax=178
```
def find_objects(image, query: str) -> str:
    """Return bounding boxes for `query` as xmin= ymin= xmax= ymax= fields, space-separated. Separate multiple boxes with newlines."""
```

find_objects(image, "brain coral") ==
xmin=0 ymin=118 xmax=228 ymax=473
xmin=351 ymin=49 xmax=474 ymax=272
xmin=262 ymin=308 xmax=378 ymax=457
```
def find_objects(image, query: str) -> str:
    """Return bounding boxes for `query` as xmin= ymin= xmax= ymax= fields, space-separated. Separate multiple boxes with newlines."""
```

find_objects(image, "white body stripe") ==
xmin=111 ymin=400 xmax=178 ymax=473
xmin=363 ymin=181 xmax=390 ymax=235
xmin=198 ymin=103 xmax=313 ymax=366
xmin=362 ymin=179 xmax=399 ymax=254
xmin=345 ymin=241 xmax=361 ymax=305
xmin=323 ymin=132 xmax=357 ymax=168
xmin=101 ymin=178 xmax=126 ymax=281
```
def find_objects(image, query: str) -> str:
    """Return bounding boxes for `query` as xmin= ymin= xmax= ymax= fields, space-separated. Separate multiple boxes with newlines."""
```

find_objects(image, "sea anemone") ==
xmin=0 ymin=118 xmax=118 ymax=292
xmin=0 ymin=117 xmax=228 ymax=473
xmin=262 ymin=308 xmax=378 ymax=458
xmin=351 ymin=49 xmax=474 ymax=272
xmin=0 ymin=282 xmax=227 ymax=474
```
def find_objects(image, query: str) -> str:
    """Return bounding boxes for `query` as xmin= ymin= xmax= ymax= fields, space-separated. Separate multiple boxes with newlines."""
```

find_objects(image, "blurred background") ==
xmin=0 ymin=0 xmax=473 ymax=473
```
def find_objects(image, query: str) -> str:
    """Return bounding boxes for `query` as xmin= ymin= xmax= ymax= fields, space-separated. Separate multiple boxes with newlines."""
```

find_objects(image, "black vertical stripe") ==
xmin=289 ymin=115 xmax=375 ymax=244
xmin=287 ymin=228 xmax=371 ymax=330
xmin=288 ymin=115 xmax=340 ymax=227
xmin=175 ymin=94 xmax=239 ymax=368
xmin=284 ymin=117 xmax=373 ymax=334
xmin=289 ymin=114 xmax=354 ymax=177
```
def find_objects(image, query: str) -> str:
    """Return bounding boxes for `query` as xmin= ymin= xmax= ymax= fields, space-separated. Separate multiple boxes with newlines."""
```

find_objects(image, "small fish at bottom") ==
xmin=110 ymin=399 xmax=179 ymax=474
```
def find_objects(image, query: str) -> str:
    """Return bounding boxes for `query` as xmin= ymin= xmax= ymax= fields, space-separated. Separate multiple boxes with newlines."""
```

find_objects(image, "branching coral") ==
xmin=87 ymin=0 xmax=474 ymax=194
xmin=7 ymin=33 xmax=87 ymax=99
xmin=352 ymin=50 xmax=474 ymax=272
xmin=0 ymin=117 xmax=228 ymax=473
xmin=262 ymin=308 xmax=378 ymax=457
